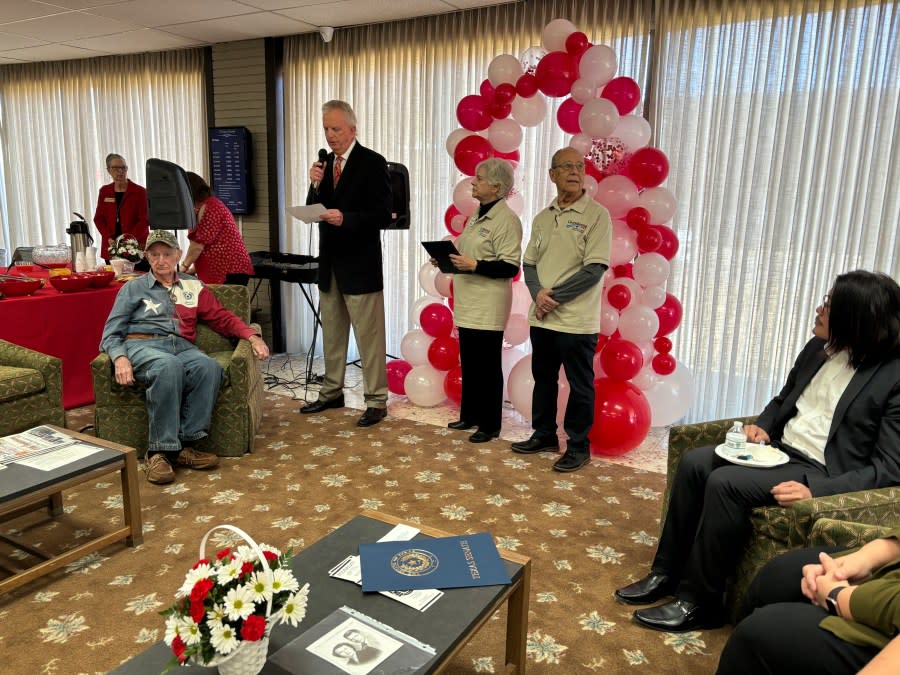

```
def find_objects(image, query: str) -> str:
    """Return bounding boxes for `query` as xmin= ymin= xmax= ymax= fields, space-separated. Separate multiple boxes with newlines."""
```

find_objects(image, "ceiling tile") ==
xmin=0 ymin=42 xmax=100 ymax=61
xmin=233 ymin=0 xmax=331 ymax=10
xmin=1 ymin=11 xmax=139 ymax=41
xmin=445 ymin=0 xmax=513 ymax=8
xmin=161 ymin=12 xmax=314 ymax=42
xmin=88 ymin=0 xmax=258 ymax=28
xmin=0 ymin=0 xmax=65 ymax=23
xmin=278 ymin=0 xmax=453 ymax=27
xmin=0 ymin=30 xmax=47 ymax=51
xmin=37 ymin=0 xmax=128 ymax=9
xmin=66 ymin=28 xmax=198 ymax=55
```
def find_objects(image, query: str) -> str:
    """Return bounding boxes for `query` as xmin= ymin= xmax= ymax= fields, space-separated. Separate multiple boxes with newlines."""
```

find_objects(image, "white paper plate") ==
xmin=715 ymin=443 xmax=789 ymax=468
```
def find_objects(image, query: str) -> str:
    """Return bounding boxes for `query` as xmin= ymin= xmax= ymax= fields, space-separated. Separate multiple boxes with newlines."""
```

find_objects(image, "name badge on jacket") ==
xmin=104 ymin=197 xmax=115 ymax=202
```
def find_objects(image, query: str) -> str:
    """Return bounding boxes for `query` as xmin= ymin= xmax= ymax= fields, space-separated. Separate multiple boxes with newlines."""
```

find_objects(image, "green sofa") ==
xmin=664 ymin=416 xmax=900 ymax=622
xmin=0 ymin=340 xmax=66 ymax=436
xmin=90 ymin=284 xmax=264 ymax=458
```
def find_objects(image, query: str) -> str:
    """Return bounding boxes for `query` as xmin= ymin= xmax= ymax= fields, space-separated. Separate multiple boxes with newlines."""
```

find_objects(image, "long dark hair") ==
xmin=186 ymin=171 xmax=213 ymax=203
xmin=828 ymin=270 xmax=900 ymax=368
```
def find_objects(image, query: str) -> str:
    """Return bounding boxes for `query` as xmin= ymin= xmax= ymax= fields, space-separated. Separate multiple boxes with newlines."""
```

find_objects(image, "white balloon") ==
xmin=579 ymin=45 xmax=617 ymax=85
xmin=579 ymin=98 xmax=619 ymax=138
xmin=583 ymin=174 xmax=599 ymax=198
xmin=504 ymin=312 xmax=530 ymax=347
xmin=410 ymin=296 xmax=438 ymax=326
xmin=618 ymin=304 xmax=660 ymax=343
xmin=488 ymin=53 xmax=523 ymax=85
xmin=520 ymin=45 xmax=548 ymax=73
xmin=450 ymin=214 xmax=467 ymax=234
xmin=400 ymin=329 xmax=435 ymax=366
xmin=645 ymin=360 xmax=694 ymax=426
xmin=569 ymin=132 xmax=593 ymax=155
xmin=570 ymin=78 xmax=595 ymax=104
xmin=613 ymin=114 xmax=652 ymax=151
xmin=511 ymin=93 xmax=547 ymax=127
xmin=633 ymin=252 xmax=671 ymax=287
xmin=541 ymin=18 xmax=578 ymax=52
xmin=434 ymin=272 xmax=453 ymax=298
xmin=632 ymin=364 xmax=660 ymax=391
xmin=404 ymin=364 xmax=447 ymax=407
xmin=610 ymin=225 xmax=638 ymax=266
xmin=453 ymin=177 xmax=478 ymax=216
xmin=600 ymin=304 xmax=619 ymax=335
xmin=418 ymin=261 xmax=440 ymax=297
xmin=640 ymin=285 xmax=667 ymax=309
xmin=488 ymin=118 xmax=523 ymax=154
xmin=501 ymin=346 xmax=527 ymax=401
xmin=507 ymin=190 xmax=525 ymax=215
xmin=638 ymin=186 xmax=677 ymax=224
xmin=594 ymin=174 xmax=639 ymax=218
xmin=508 ymin=355 xmax=534 ymax=420
xmin=445 ymin=129 xmax=471 ymax=158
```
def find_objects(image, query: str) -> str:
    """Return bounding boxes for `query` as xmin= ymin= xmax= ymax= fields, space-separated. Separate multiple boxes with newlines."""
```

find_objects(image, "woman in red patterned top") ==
xmin=181 ymin=172 xmax=254 ymax=285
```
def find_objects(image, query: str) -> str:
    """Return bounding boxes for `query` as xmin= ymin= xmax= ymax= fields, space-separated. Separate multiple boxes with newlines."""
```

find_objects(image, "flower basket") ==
xmin=161 ymin=524 xmax=310 ymax=674
xmin=108 ymin=233 xmax=143 ymax=263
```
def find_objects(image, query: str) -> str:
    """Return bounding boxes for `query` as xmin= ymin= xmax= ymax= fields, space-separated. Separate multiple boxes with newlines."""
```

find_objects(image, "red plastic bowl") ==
xmin=49 ymin=273 xmax=93 ymax=293
xmin=86 ymin=270 xmax=116 ymax=287
xmin=0 ymin=276 xmax=44 ymax=297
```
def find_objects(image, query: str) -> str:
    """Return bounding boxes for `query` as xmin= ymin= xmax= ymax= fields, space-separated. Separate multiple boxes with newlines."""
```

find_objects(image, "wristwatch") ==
xmin=826 ymin=586 xmax=845 ymax=616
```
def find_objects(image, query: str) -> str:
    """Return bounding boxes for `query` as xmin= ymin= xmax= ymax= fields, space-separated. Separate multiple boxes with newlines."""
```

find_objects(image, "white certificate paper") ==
xmin=17 ymin=442 xmax=103 ymax=471
xmin=287 ymin=203 xmax=327 ymax=223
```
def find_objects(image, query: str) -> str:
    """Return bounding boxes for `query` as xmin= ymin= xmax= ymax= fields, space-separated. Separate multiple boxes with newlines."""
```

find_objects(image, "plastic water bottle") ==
xmin=725 ymin=421 xmax=747 ymax=450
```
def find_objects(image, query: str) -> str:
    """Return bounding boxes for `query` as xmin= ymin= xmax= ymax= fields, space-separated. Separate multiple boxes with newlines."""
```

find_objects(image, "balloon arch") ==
xmin=387 ymin=18 xmax=694 ymax=455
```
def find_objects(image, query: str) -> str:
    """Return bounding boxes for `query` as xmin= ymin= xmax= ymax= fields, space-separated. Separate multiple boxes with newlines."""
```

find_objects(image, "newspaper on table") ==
xmin=0 ymin=425 xmax=103 ymax=470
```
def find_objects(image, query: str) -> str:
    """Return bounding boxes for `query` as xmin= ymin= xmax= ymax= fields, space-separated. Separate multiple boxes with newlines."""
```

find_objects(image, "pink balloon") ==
xmin=428 ymin=335 xmax=460 ymax=371
xmin=508 ymin=355 xmax=535 ymax=420
xmin=456 ymin=94 xmax=492 ymax=131
xmin=655 ymin=293 xmax=683 ymax=337
xmin=588 ymin=378 xmax=651 ymax=456
xmin=444 ymin=365 xmax=463 ymax=404
xmin=556 ymin=98 xmax=583 ymax=134
xmin=600 ymin=338 xmax=644 ymax=381
xmin=386 ymin=359 xmax=413 ymax=395
xmin=504 ymin=312 xmax=530 ymax=347
xmin=534 ymin=51 xmax=578 ymax=97
xmin=601 ymin=76 xmax=641 ymax=115
xmin=453 ymin=135 xmax=493 ymax=176
xmin=420 ymin=303 xmax=454 ymax=338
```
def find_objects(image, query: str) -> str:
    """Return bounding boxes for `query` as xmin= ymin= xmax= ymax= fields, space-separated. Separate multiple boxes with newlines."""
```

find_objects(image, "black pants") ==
xmin=529 ymin=326 xmax=597 ymax=452
xmin=223 ymin=273 xmax=249 ymax=286
xmin=716 ymin=546 xmax=879 ymax=674
xmin=457 ymin=326 xmax=504 ymax=433
xmin=653 ymin=445 xmax=828 ymax=605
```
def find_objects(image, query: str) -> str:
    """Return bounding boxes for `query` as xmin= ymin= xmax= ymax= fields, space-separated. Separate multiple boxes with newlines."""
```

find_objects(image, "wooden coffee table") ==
xmin=0 ymin=426 xmax=142 ymax=593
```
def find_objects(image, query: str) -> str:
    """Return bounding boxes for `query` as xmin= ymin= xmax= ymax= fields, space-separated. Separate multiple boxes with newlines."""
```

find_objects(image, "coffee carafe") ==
xmin=66 ymin=212 xmax=94 ymax=269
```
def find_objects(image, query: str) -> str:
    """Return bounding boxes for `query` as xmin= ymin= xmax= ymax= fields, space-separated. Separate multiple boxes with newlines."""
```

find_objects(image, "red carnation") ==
xmin=263 ymin=550 xmax=278 ymax=562
xmin=190 ymin=578 xmax=214 ymax=603
xmin=216 ymin=547 xmax=232 ymax=561
xmin=189 ymin=597 xmax=205 ymax=623
xmin=172 ymin=635 xmax=187 ymax=663
xmin=241 ymin=561 xmax=255 ymax=577
xmin=240 ymin=614 xmax=267 ymax=642
xmin=192 ymin=558 xmax=209 ymax=570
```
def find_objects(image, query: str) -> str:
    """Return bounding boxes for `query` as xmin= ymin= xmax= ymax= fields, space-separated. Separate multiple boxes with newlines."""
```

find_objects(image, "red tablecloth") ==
xmin=0 ymin=283 xmax=122 ymax=409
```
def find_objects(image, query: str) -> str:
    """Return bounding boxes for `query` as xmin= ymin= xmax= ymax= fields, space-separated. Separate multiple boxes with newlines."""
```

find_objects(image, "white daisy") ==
xmin=206 ymin=602 xmax=226 ymax=626
xmin=271 ymin=568 xmax=299 ymax=594
xmin=210 ymin=622 xmax=239 ymax=655
xmin=176 ymin=563 xmax=213 ymax=598
xmin=222 ymin=585 xmax=256 ymax=621
xmin=181 ymin=617 xmax=202 ymax=646
xmin=247 ymin=570 xmax=274 ymax=602
xmin=215 ymin=558 xmax=243 ymax=586
xmin=276 ymin=583 xmax=310 ymax=627
xmin=163 ymin=615 xmax=183 ymax=646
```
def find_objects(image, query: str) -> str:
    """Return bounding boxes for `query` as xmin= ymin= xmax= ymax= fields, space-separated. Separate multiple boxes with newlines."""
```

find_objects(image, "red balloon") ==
xmin=601 ymin=76 xmax=641 ymax=115
xmin=420 ymin=303 xmax=454 ymax=338
xmin=428 ymin=335 xmax=461 ymax=371
xmin=386 ymin=359 xmax=413 ymax=395
xmin=444 ymin=204 xmax=462 ymax=233
xmin=653 ymin=336 xmax=673 ymax=354
xmin=636 ymin=226 xmax=663 ymax=253
xmin=627 ymin=147 xmax=670 ymax=188
xmin=655 ymin=225 xmax=680 ymax=260
xmin=479 ymin=79 xmax=495 ymax=99
xmin=606 ymin=284 xmax=632 ymax=310
xmin=588 ymin=378 xmax=652 ymax=456
xmin=515 ymin=73 xmax=539 ymax=98
xmin=655 ymin=293 xmax=683 ymax=337
xmin=652 ymin=353 xmax=677 ymax=376
xmin=556 ymin=97 xmax=583 ymax=134
xmin=565 ymin=31 xmax=591 ymax=58
xmin=488 ymin=101 xmax=512 ymax=119
xmin=534 ymin=51 xmax=578 ymax=97
xmin=494 ymin=82 xmax=516 ymax=104
xmin=443 ymin=365 xmax=463 ymax=404
xmin=456 ymin=94 xmax=492 ymax=131
xmin=584 ymin=159 xmax=603 ymax=182
xmin=453 ymin=135 xmax=493 ymax=176
xmin=626 ymin=207 xmax=652 ymax=230
xmin=600 ymin=339 xmax=644 ymax=381
xmin=493 ymin=148 xmax=520 ymax=164
xmin=613 ymin=263 xmax=634 ymax=279
xmin=595 ymin=333 xmax=610 ymax=353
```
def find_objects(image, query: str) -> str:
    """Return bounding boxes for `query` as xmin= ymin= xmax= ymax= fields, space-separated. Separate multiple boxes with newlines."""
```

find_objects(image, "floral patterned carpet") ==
xmin=0 ymin=394 xmax=730 ymax=674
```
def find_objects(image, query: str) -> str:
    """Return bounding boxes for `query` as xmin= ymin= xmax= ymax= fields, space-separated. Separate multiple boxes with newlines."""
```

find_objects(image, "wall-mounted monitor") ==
xmin=209 ymin=126 xmax=254 ymax=214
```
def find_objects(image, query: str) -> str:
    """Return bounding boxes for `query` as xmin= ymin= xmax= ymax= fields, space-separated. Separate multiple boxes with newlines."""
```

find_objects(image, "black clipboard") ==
xmin=421 ymin=240 xmax=468 ymax=274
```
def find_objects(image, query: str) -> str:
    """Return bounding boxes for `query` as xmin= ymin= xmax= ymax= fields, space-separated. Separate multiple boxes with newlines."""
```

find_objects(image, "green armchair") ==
xmin=0 ymin=340 xmax=66 ymax=436
xmin=664 ymin=417 xmax=900 ymax=622
xmin=90 ymin=284 xmax=264 ymax=458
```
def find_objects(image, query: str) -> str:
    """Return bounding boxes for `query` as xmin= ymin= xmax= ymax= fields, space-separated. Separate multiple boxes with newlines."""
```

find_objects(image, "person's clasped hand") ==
xmin=801 ymin=551 xmax=850 ymax=610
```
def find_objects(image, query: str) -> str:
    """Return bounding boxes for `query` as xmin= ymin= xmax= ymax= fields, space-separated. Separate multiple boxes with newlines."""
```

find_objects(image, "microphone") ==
xmin=312 ymin=148 xmax=328 ymax=190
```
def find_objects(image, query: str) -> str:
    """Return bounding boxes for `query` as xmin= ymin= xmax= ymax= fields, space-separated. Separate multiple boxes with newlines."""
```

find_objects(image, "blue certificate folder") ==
xmin=359 ymin=532 xmax=511 ymax=592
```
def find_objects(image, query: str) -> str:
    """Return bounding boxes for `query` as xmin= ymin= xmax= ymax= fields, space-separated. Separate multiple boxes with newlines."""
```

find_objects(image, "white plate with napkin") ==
xmin=715 ymin=443 xmax=789 ymax=468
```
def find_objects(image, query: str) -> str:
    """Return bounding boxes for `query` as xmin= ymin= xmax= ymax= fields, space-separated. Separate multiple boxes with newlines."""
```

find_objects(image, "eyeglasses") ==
xmin=552 ymin=161 xmax=585 ymax=172
xmin=820 ymin=294 xmax=831 ymax=311
xmin=108 ymin=165 xmax=128 ymax=171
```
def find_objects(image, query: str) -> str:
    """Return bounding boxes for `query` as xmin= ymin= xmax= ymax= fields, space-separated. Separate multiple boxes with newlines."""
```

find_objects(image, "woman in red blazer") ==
xmin=93 ymin=153 xmax=150 ymax=260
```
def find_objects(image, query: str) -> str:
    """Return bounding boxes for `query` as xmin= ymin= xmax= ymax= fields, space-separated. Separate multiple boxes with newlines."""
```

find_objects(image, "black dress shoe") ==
xmin=448 ymin=420 xmax=475 ymax=430
xmin=510 ymin=436 xmax=560 ymax=454
xmin=552 ymin=450 xmax=590 ymax=472
xmin=615 ymin=572 xmax=676 ymax=605
xmin=633 ymin=599 xmax=725 ymax=632
xmin=469 ymin=430 xmax=500 ymax=443
xmin=300 ymin=395 xmax=345 ymax=414
xmin=357 ymin=407 xmax=387 ymax=427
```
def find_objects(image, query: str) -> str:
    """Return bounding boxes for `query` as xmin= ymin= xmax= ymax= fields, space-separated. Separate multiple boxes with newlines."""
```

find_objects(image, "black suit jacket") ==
xmin=306 ymin=143 xmax=392 ymax=294
xmin=755 ymin=337 xmax=900 ymax=496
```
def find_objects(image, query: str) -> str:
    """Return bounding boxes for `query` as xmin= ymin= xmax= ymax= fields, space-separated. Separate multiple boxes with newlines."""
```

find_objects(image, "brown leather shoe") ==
xmin=145 ymin=453 xmax=175 ymax=484
xmin=176 ymin=448 xmax=219 ymax=470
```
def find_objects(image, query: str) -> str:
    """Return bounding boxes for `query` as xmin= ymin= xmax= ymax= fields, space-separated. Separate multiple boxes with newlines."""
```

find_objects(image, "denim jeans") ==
xmin=124 ymin=335 xmax=224 ymax=454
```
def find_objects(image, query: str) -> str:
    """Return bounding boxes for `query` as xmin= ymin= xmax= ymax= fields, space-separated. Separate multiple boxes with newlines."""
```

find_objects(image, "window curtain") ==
xmin=282 ymin=0 xmax=652 ymax=359
xmin=653 ymin=0 xmax=900 ymax=420
xmin=0 ymin=50 xmax=206 ymax=258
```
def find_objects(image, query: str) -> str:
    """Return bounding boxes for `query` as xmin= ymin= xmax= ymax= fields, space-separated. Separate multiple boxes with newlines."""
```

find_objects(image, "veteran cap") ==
xmin=144 ymin=230 xmax=179 ymax=250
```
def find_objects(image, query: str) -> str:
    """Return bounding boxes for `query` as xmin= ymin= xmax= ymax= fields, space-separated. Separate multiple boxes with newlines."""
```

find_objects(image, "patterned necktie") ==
xmin=334 ymin=155 xmax=343 ymax=186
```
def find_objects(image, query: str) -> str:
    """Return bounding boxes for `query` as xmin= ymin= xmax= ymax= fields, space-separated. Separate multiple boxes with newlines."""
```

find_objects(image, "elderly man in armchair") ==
xmin=615 ymin=270 xmax=900 ymax=632
xmin=100 ymin=230 xmax=269 ymax=484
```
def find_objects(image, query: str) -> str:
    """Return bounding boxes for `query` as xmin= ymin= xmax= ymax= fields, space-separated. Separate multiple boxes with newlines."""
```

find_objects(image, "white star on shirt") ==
xmin=142 ymin=298 xmax=162 ymax=315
